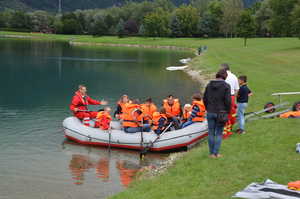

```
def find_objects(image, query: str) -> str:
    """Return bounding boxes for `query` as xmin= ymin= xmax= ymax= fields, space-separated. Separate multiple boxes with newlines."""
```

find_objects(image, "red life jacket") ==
xmin=70 ymin=91 xmax=101 ymax=113
xmin=95 ymin=111 xmax=112 ymax=130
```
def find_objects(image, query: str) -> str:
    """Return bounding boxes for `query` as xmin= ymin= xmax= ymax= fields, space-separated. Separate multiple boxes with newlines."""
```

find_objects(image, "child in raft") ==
xmin=236 ymin=75 xmax=252 ymax=134
xmin=95 ymin=107 xmax=112 ymax=130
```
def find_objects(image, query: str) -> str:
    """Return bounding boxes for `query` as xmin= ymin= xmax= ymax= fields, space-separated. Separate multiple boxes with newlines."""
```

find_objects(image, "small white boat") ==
xmin=63 ymin=117 xmax=208 ymax=152
xmin=179 ymin=58 xmax=191 ymax=64
xmin=166 ymin=65 xmax=188 ymax=71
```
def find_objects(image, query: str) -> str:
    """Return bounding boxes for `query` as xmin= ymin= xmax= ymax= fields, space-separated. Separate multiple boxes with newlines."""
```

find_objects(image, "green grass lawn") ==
xmin=109 ymin=38 xmax=300 ymax=198
xmin=1 ymin=31 xmax=299 ymax=198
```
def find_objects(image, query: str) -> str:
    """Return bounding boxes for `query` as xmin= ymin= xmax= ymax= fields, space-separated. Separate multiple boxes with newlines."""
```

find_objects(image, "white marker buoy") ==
xmin=166 ymin=65 xmax=188 ymax=71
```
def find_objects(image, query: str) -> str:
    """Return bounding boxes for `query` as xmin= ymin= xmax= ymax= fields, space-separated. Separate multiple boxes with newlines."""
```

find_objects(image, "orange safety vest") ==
xmin=141 ymin=103 xmax=157 ymax=120
xmin=163 ymin=99 xmax=181 ymax=117
xmin=122 ymin=104 xmax=143 ymax=128
xmin=182 ymin=110 xmax=191 ymax=122
xmin=288 ymin=181 xmax=300 ymax=191
xmin=96 ymin=111 xmax=112 ymax=130
xmin=191 ymin=100 xmax=206 ymax=122
xmin=117 ymin=101 xmax=132 ymax=119
xmin=152 ymin=112 xmax=168 ymax=130
xmin=279 ymin=111 xmax=300 ymax=118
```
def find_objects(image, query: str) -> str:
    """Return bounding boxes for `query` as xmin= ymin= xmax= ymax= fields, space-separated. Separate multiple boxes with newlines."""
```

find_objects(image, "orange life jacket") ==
xmin=96 ymin=111 xmax=112 ymax=130
xmin=279 ymin=111 xmax=300 ymax=118
xmin=141 ymin=103 xmax=157 ymax=120
xmin=288 ymin=181 xmax=300 ymax=190
xmin=191 ymin=100 xmax=206 ymax=122
xmin=122 ymin=104 xmax=142 ymax=128
xmin=163 ymin=99 xmax=181 ymax=117
xmin=116 ymin=101 xmax=132 ymax=119
xmin=152 ymin=112 xmax=168 ymax=130
xmin=182 ymin=110 xmax=191 ymax=122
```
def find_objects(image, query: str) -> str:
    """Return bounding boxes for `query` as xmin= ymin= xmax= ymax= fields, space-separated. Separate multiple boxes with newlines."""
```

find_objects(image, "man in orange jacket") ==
xmin=162 ymin=95 xmax=182 ymax=129
xmin=141 ymin=98 xmax=157 ymax=123
xmin=70 ymin=85 xmax=108 ymax=126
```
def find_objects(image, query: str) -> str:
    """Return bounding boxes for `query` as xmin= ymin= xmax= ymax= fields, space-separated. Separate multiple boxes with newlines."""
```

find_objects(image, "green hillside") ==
xmin=0 ymin=0 xmax=259 ymax=12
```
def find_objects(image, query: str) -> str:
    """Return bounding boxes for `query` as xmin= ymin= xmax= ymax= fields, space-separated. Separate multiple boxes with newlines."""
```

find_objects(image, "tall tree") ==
xmin=10 ymin=10 xmax=31 ymax=30
xmin=124 ymin=19 xmax=139 ymax=35
xmin=153 ymin=0 xmax=175 ymax=12
xmin=198 ymin=0 xmax=223 ymax=37
xmin=170 ymin=15 xmax=183 ymax=37
xmin=29 ymin=11 xmax=53 ymax=32
xmin=237 ymin=10 xmax=256 ymax=46
xmin=254 ymin=0 xmax=273 ymax=37
xmin=61 ymin=12 xmax=80 ymax=34
xmin=191 ymin=0 xmax=211 ymax=14
xmin=92 ymin=14 xmax=107 ymax=36
xmin=143 ymin=9 xmax=170 ymax=37
xmin=0 ymin=13 xmax=5 ymax=28
xmin=116 ymin=18 xmax=125 ymax=37
xmin=291 ymin=2 xmax=300 ymax=38
xmin=174 ymin=5 xmax=199 ymax=37
xmin=268 ymin=0 xmax=298 ymax=36
xmin=220 ymin=0 xmax=244 ymax=37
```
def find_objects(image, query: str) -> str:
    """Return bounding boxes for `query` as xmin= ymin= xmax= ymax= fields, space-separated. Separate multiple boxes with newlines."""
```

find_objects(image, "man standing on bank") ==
xmin=70 ymin=85 xmax=108 ymax=126
xmin=203 ymin=69 xmax=231 ymax=158
xmin=220 ymin=63 xmax=239 ymax=137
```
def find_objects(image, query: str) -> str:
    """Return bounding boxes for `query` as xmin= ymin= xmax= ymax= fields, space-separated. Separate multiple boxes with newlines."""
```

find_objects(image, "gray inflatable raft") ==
xmin=63 ymin=117 xmax=208 ymax=151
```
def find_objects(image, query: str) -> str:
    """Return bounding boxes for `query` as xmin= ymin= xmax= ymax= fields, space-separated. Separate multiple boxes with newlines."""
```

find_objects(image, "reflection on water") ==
xmin=64 ymin=141 xmax=166 ymax=188
xmin=116 ymin=160 xmax=140 ymax=187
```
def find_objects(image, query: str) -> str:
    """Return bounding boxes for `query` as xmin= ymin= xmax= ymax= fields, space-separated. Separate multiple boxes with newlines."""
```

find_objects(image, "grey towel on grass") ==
xmin=233 ymin=179 xmax=300 ymax=199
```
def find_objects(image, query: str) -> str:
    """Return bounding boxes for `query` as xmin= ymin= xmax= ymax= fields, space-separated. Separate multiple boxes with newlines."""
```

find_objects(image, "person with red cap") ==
xmin=70 ymin=85 xmax=108 ymax=126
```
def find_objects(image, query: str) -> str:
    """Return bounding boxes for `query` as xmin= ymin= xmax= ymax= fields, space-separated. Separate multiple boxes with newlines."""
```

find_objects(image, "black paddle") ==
xmin=140 ymin=122 xmax=173 ymax=159
xmin=139 ymin=120 xmax=145 ymax=160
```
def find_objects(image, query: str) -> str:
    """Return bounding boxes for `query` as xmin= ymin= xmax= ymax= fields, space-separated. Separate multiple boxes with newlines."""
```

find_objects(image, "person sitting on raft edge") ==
xmin=122 ymin=99 xmax=151 ymax=133
xmin=181 ymin=93 xmax=206 ymax=128
xmin=70 ymin=85 xmax=108 ymax=126
xmin=162 ymin=95 xmax=182 ymax=130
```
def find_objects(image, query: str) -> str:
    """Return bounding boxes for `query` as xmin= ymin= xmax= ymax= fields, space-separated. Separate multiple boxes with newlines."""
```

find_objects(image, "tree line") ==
xmin=0 ymin=0 xmax=299 ymax=39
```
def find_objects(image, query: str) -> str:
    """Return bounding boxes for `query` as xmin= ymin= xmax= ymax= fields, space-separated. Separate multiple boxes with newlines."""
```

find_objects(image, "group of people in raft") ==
xmin=70 ymin=84 xmax=206 ymax=135
xmin=69 ymin=63 xmax=299 ymax=158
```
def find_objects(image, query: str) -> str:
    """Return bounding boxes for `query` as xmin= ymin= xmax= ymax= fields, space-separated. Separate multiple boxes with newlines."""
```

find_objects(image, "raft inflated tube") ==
xmin=63 ymin=117 xmax=208 ymax=151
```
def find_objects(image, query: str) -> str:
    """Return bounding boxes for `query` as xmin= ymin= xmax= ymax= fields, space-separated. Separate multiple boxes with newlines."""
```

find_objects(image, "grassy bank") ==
xmin=108 ymin=38 xmax=300 ymax=199
xmin=1 ymin=31 xmax=299 ymax=198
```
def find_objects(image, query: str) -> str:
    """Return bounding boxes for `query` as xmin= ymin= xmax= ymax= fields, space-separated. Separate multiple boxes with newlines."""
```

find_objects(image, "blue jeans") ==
xmin=207 ymin=112 xmax=225 ymax=155
xmin=237 ymin=103 xmax=248 ymax=130
xmin=124 ymin=124 xmax=151 ymax=133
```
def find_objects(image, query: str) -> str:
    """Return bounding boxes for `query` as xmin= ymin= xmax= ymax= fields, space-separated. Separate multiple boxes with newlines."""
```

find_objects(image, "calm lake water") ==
xmin=0 ymin=38 xmax=199 ymax=199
